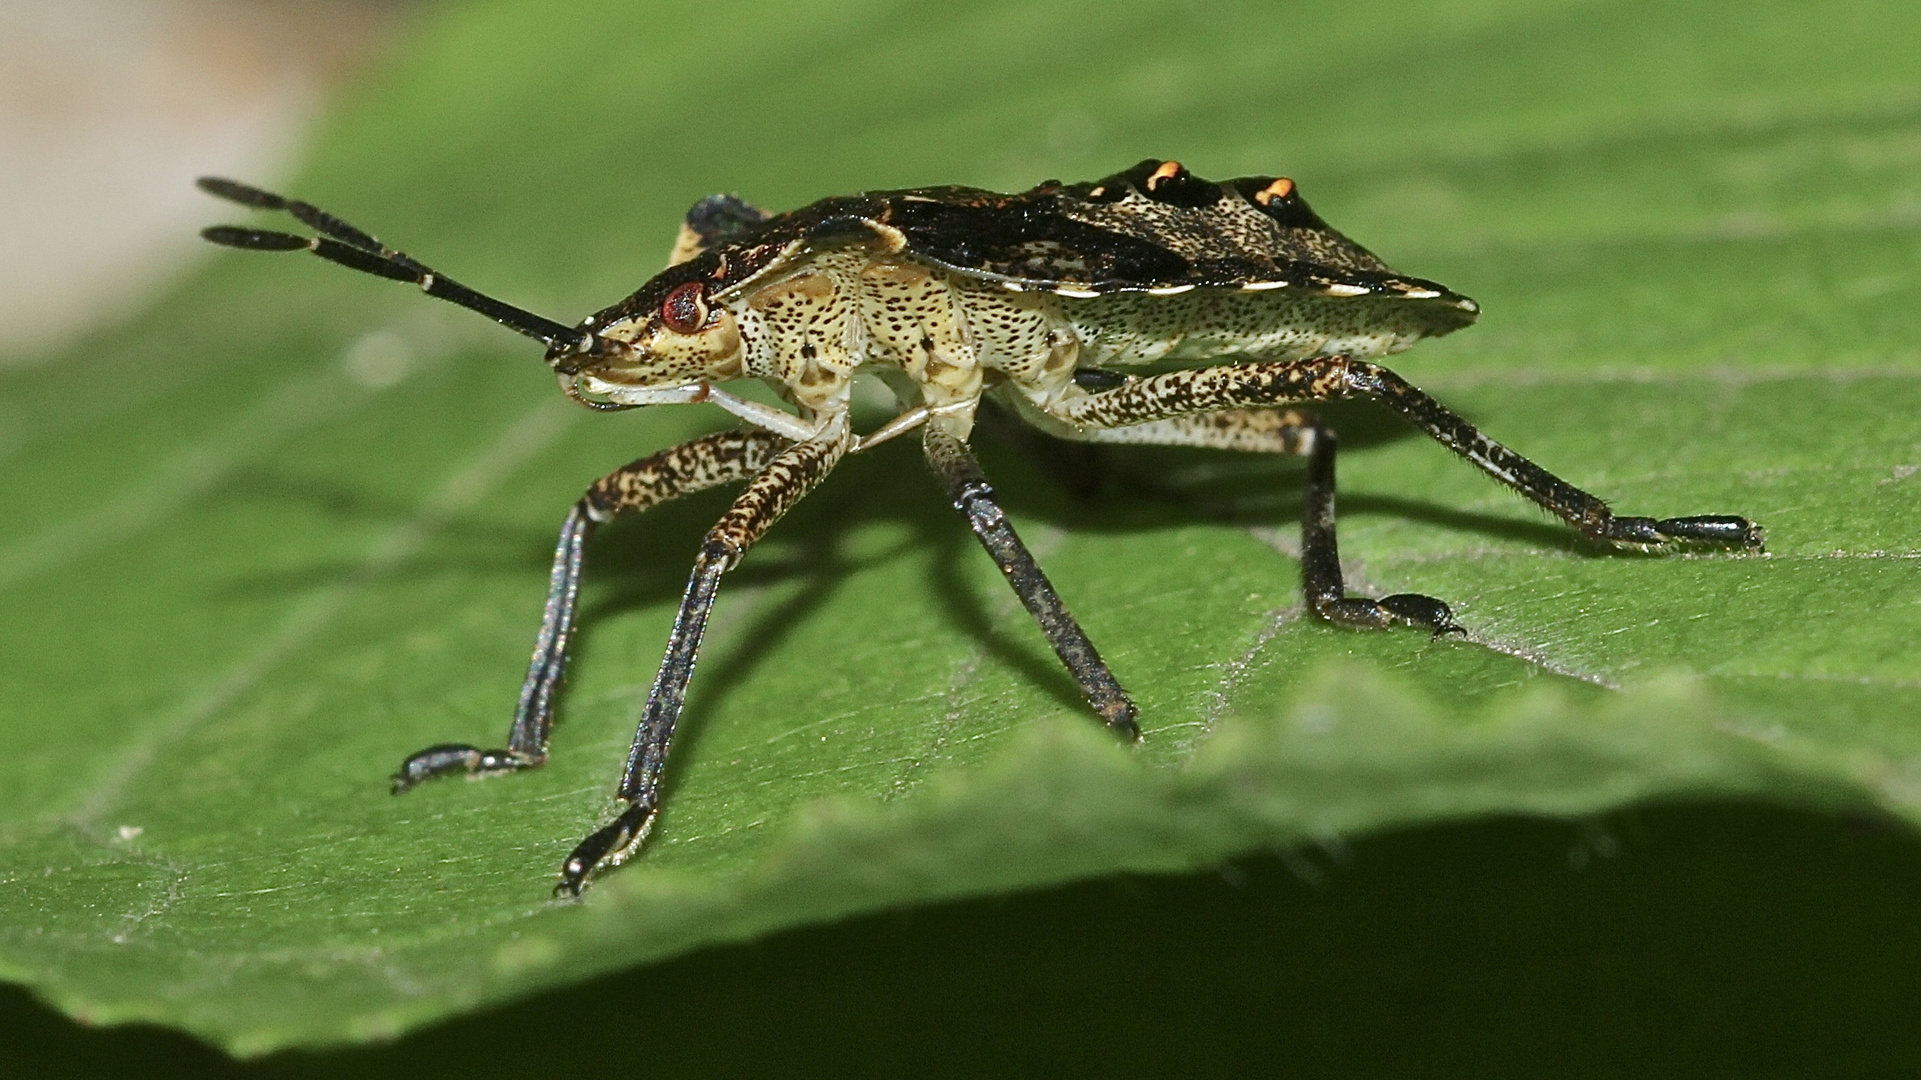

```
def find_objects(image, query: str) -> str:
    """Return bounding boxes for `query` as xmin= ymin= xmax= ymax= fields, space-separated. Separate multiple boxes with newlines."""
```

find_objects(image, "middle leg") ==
xmin=923 ymin=425 xmax=1141 ymax=737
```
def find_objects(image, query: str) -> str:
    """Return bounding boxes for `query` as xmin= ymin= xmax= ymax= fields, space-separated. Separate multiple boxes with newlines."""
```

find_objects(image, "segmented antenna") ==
xmin=196 ymin=177 xmax=594 ymax=358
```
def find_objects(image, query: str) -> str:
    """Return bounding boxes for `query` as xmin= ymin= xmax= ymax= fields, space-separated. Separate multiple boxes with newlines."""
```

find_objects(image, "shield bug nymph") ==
xmin=198 ymin=160 xmax=1762 ymax=895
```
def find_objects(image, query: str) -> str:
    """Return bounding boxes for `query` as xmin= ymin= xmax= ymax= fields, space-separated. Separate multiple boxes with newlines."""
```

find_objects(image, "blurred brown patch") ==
xmin=0 ymin=0 xmax=416 ymax=361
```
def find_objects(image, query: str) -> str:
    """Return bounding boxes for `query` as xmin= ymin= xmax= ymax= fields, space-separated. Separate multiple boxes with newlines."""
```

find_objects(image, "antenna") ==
xmin=197 ymin=177 xmax=594 ymax=358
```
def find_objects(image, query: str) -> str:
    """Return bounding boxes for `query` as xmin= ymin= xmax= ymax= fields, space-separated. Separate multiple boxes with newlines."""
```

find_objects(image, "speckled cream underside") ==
xmin=730 ymin=245 xmax=1451 ymax=432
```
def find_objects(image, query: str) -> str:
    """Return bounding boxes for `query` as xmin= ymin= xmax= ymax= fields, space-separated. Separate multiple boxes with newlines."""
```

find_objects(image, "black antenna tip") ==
xmin=197 ymin=176 xmax=285 ymax=209
xmin=201 ymin=225 xmax=311 ymax=252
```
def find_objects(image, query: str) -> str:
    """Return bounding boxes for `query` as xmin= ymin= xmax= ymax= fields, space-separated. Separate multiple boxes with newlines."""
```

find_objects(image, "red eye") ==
xmin=660 ymin=281 xmax=707 ymax=334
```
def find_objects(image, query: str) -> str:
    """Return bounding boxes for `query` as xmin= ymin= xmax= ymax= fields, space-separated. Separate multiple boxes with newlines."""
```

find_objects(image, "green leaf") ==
xmin=3 ymin=0 xmax=1918 ymax=1055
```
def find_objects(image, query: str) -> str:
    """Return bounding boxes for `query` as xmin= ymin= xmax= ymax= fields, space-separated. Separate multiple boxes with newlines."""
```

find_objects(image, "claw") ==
xmin=1604 ymin=515 xmax=1764 ymax=552
xmin=1655 ymin=515 xmax=1764 ymax=550
xmin=555 ymin=801 xmax=657 ymax=897
xmin=1315 ymin=593 xmax=1464 ymax=635
xmin=1378 ymin=593 xmax=1465 ymax=636
xmin=391 ymin=744 xmax=536 ymax=793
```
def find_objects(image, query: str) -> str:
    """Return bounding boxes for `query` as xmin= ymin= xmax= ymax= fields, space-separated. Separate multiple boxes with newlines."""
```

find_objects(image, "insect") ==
xmin=198 ymin=159 xmax=1762 ymax=895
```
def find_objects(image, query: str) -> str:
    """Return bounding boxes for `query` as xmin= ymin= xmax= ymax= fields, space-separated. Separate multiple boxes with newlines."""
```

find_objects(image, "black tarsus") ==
xmin=618 ymin=540 xmax=732 ymax=803
xmin=557 ymin=802 xmax=655 ymax=898
xmin=508 ymin=502 xmax=596 ymax=756
xmin=1298 ymin=422 xmax=1463 ymax=635
xmin=1344 ymin=362 xmax=1765 ymax=550
xmin=196 ymin=176 xmax=590 ymax=355
xmin=390 ymin=503 xmax=597 ymax=794
xmin=555 ymin=542 xmax=729 ymax=897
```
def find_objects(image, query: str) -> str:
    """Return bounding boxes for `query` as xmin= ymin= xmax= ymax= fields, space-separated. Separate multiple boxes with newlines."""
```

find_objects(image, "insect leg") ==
xmin=923 ymin=426 xmax=1140 ymax=738
xmin=1044 ymin=357 xmax=1762 ymax=551
xmin=1067 ymin=409 xmax=1461 ymax=632
xmin=556 ymin=432 xmax=849 ymax=896
xmin=392 ymin=431 xmax=789 ymax=793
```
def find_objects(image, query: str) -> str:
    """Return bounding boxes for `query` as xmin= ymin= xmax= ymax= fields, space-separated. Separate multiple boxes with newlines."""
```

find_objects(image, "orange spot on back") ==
xmin=1255 ymin=177 xmax=1295 ymax=205
xmin=1146 ymin=160 xmax=1184 ymax=189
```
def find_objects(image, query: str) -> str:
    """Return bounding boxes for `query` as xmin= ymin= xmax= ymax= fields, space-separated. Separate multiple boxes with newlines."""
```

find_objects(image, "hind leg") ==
xmin=1064 ymin=408 xmax=1461 ymax=633
xmin=1042 ymin=357 xmax=1761 ymax=552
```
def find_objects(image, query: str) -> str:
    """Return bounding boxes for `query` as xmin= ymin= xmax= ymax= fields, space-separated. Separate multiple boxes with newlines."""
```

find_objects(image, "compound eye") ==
xmin=660 ymin=281 xmax=708 ymax=334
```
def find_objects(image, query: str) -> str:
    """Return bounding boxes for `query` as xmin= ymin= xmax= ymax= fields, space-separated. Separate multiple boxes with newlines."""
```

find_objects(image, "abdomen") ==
xmin=1063 ymin=288 xmax=1473 ymax=368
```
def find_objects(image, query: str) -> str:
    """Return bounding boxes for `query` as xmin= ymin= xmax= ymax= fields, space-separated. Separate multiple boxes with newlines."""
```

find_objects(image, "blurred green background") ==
xmin=4 ymin=0 xmax=1921 ymax=1071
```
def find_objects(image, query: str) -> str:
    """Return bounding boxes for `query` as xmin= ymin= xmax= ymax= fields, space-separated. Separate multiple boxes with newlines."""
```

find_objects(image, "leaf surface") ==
xmin=1 ymin=0 xmax=1918 ymax=1052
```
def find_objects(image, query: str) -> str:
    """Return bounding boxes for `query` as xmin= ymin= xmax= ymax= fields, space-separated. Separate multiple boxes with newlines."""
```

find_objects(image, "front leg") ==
xmin=1044 ymin=357 xmax=1763 ymax=551
xmin=392 ymin=430 xmax=789 ymax=792
xmin=557 ymin=431 xmax=849 ymax=895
